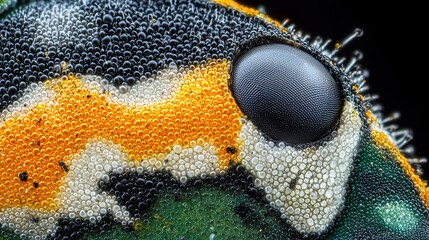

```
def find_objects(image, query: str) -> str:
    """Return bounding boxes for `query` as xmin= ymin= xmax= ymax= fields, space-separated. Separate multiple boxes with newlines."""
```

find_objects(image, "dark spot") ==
xmin=30 ymin=216 xmax=40 ymax=223
xmin=59 ymin=161 xmax=69 ymax=172
xmin=226 ymin=146 xmax=237 ymax=154
xmin=33 ymin=181 xmax=39 ymax=188
xmin=229 ymin=159 xmax=234 ymax=166
xmin=289 ymin=174 xmax=299 ymax=190
xmin=18 ymin=172 xmax=28 ymax=182
xmin=234 ymin=203 xmax=258 ymax=225
xmin=164 ymin=159 xmax=169 ymax=164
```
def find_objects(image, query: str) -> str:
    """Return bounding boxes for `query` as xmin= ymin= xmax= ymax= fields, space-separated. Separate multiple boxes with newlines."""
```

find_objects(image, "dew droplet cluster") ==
xmin=239 ymin=102 xmax=362 ymax=234
xmin=0 ymin=0 xmax=372 ymax=239
xmin=0 ymin=59 xmax=242 ymax=238
xmin=0 ymin=0 xmax=286 ymax=111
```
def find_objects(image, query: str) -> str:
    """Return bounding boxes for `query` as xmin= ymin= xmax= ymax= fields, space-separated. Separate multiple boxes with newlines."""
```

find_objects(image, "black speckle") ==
xmin=30 ymin=216 xmax=40 ymax=223
xmin=59 ymin=161 xmax=69 ymax=172
xmin=33 ymin=181 xmax=39 ymax=188
xmin=226 ymin=146 xmax=237 ymax=154
xmin=289 ymin=175 xmax=298 ymax=190
xmin=174 ymin=191 xmax=181 ymax=201
xmin=18 ymin=172 xmax=28 ymax=182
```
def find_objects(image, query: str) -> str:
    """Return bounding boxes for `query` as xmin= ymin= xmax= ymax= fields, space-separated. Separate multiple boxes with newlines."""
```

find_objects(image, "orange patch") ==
xmin=0 ymin=60 xmax=243 ymax=211
xmin=365 ymin=110 xmax=378 ymax=124
xmin=212 ymin=0 xmax=285 ymax=29
xmin=371 ymin=130 xmax=429 ymax=208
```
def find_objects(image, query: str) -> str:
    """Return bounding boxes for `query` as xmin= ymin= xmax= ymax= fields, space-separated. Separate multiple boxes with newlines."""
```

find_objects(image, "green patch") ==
xmin=0 ymin=0 xmax=10 ymax=8
xmin=326 ymin=135 xmax=429 ymax=239
xmin=0 ymin=227 xmax=16 ymax=240
xmin=0 ymin=181 xmax=295 ymax=239
xmin=86 ymin=186 xmax=293 ymax=240
xmin=0 ymin=0 xmax=15 ymax=15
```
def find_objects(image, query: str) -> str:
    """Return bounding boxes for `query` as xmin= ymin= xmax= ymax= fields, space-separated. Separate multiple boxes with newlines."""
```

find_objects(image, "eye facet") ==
xmin=231 ymin=43 xmax=342 ymax=144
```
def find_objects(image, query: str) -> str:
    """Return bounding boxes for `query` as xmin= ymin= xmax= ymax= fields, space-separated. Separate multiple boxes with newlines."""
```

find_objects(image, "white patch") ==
xmin=0 ymin=82 xmax=55 ymax=122
xmin=0 ymin=208 xmax=56 ymax=240
xmin=57 ymin=140 xmax=137 ymax=225
xmin=33 ymin=3 xmax=94 ymax=49
xmin=80 ymin=68 xmax=182 ymax=107
xmin=239 ymin=101 xmax=362 ymax=234
xmin=142 ymin=142 xmax=223 ymax=183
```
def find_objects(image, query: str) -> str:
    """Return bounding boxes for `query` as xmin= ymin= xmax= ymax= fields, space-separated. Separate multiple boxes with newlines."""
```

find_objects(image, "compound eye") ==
xmin=231 ymin=43 xmax=342 ymax=144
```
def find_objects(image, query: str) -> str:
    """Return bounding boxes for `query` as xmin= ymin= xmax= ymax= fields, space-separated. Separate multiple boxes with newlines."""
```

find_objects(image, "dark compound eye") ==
xmin=231 ymin=43 xmax=342 ymax=144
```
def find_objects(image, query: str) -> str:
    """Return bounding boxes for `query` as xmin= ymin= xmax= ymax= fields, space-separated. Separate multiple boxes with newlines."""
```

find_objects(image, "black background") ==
xmin=238 ymin=0 xmax=429 ymax=176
